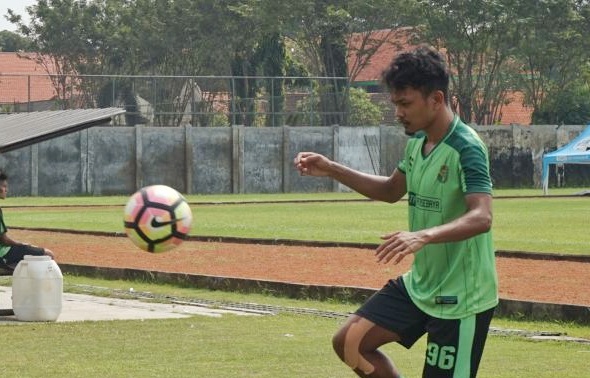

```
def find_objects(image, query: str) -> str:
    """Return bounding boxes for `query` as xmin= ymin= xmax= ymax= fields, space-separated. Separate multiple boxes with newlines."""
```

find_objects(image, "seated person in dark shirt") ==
xmin=0 ymin=171 xmax=55 ymax=270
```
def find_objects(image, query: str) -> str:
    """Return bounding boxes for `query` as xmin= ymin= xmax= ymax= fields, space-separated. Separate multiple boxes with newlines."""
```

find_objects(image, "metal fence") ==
xmin=0 ymin=74 xmax=353 ymax=127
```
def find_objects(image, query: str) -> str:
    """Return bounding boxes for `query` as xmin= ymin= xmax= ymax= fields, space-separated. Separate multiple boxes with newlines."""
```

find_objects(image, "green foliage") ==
xmin=210 ymin=112 xmax=231 ymax=127
xmin=290 ymin=86 xmax=383 ymax=126
xmin=347 ymin=87 xmax=385 ymax=126
xmin=514 ymin=0 xmax=590 ymax=124
xmin=0 ymin=30 xmax=32 ymax=52
xmin=406 ymin=0 xmax=590 ymax=125
xmin=418 ymin=0 xmax=523 ymax=124
xmin=533 ymin=63 xmax=590 ymax=125
xmin=230 ymin=32 xmax=288 ymax=127
xmin=532 ymin=78 xmax=590 ymax=125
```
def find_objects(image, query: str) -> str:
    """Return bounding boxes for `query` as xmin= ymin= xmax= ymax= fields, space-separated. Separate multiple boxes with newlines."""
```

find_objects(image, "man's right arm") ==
xmin=294 ymin=152 xmax=407 ymax=203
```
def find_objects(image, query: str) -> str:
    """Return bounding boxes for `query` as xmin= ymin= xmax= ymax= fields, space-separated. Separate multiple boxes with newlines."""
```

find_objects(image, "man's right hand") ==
xmin=294 ymin=152 xmax=333 ymax=177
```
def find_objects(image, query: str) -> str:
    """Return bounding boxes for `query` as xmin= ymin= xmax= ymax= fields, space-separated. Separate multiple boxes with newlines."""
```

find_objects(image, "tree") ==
xmin=416 ymin=0 xmax=527 ymax=124
xmin=534 ymin=83 xmax=590 ymax=125
xmin=514 ymin=0 xmax=590 ymax=123
xmin=533 ymin=61 xmax=590 ymax=124
xmin=258 ymin=34 xmax=287 ymax=126
xmin=8 ymin=0 xmax=105 ymax=109
xmin=239 ymin=0 xmax=412 ymax=126
xmin=289 ymin=86 xmax=384 ymax=126
xmin=347 ymin=87 xmax=386 ymax=126
xmin=9 ymin=0 xmax=238 ymax=125
xmin=0 ymin=30 xmax=32 ymax=52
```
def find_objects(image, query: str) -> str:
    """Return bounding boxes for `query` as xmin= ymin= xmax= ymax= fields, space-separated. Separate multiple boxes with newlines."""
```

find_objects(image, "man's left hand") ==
xmin=375 ymin=231 xmax=426 ymax=265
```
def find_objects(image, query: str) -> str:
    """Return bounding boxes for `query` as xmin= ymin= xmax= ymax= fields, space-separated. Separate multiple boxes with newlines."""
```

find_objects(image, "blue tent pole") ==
xmin=542 ymin=160 xmax=550 ymax=195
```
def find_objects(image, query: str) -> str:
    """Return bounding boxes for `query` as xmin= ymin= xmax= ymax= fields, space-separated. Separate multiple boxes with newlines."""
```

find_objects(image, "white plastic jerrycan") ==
xmin=12 ymin=255 xmax=63 ymax=322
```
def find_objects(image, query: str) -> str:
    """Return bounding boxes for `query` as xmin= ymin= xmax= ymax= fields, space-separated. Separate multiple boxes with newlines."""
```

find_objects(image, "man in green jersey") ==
xmin=294 ymin=45 xmax=497 ymax=377
xmin=0 ymin=171 xmax=55 ymax=270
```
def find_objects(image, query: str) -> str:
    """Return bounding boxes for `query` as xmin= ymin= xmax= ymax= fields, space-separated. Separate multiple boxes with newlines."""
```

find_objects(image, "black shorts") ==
xmin=2 ymin=244 xmax=46 ymax=266
xmin=355 ymin=276 xmax=495 ymax=378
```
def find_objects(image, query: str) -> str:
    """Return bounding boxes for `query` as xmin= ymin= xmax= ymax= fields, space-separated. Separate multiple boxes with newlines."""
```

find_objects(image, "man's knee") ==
xmin=332 ymin=326 xmax=346 ymax=360
xmin=332 ymin=317 xmax=377 ymax=375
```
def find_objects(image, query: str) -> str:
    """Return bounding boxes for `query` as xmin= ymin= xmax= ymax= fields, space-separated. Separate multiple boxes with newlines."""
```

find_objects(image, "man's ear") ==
xmin=432 ymin=90 xmax=445 ymax=109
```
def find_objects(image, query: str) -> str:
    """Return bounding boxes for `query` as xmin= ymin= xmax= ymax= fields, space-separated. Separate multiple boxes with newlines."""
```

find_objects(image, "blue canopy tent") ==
xmin=542 ymin=125 xmax=590 ymax=194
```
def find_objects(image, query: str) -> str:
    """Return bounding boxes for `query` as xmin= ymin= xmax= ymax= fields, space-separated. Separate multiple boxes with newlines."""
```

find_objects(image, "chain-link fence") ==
xmin=0 ymin=74 xmax=353 ymax=127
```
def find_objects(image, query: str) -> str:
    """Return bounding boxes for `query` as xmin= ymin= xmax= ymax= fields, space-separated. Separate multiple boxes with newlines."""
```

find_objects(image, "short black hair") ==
xmin=382 ymin=45 xmax=450 ymax=102
xmin=0 ymin=171 xmax=6 ymax=181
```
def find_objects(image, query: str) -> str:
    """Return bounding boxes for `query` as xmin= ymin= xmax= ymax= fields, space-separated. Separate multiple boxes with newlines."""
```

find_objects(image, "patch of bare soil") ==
xmin=12 ymin=230 xmax=590 ymax=306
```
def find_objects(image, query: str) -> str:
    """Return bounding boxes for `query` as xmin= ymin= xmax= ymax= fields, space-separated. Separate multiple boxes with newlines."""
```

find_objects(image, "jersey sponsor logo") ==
xmin=435 ymin=296 xmax=458 ymax=304
xmin=437 ymin=164 xmax=449 ymax=183
xmin=408 ymin=192 xmax=441 ymax=212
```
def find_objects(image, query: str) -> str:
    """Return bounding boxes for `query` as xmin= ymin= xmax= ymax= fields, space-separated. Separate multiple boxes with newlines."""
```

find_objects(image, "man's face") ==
xmin=390 ymin=87 xmax=438 ymax=136
xmin=0 ymin=180 xmax=7 ymax=200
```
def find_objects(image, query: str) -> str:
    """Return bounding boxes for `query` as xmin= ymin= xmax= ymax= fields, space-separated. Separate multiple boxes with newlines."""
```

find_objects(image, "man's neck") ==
xmin=425 ymin=108 xmax=455 ymax=145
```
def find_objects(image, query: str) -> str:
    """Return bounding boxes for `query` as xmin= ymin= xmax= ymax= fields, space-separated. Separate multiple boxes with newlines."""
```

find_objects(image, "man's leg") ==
xmin=332 ymin=277 xmax=427 ymax=377
xmin=422 ymin=307 xmax=495 ymax=377
xmin=332 ymin=314 xmax=402 ymax=378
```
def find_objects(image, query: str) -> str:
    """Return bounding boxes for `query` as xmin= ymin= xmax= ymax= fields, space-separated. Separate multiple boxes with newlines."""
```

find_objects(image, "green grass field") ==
xmin=0 ymin=275 xmax=588 ymax=377
xmin=1 ymin=314 xmax=588 ymax=377
xmin=1 ymin=189 xmax=589 ymax=377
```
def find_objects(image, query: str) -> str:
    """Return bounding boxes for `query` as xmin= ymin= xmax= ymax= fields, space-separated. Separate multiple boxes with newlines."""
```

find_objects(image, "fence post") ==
xmin=30 ymin=144 xmax=38 ymax=196
xmin=111 ymin=78 xmax=116 ymax=107
xmin=282 ymin=126 xmax=290 ymax=193
xmin=231 ymin=78 xmax=237 ymax=126
xmin=332 ymin=125 xmax=340 ymax=192
xmin=184 ymin=124 xmax=193 ymax=194
xmin=80 ymin=128 xmax=89 ymax=194
xmin=271 ymin=77 xmax=275 ymax=127
xmin=135 ymin=125 xmax=143 ymax=190
xmin=232 ymin=125 xmax=244 ymax=193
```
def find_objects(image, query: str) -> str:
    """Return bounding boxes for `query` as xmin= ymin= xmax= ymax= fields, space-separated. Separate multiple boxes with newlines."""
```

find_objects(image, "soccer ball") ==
xmin=123 ymin=185 xmax=193 ymax=253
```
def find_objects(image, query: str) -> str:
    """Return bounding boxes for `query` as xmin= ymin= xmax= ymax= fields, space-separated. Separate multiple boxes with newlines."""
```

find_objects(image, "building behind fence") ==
xmin=0 ymin=74 xmax=362 ymax=128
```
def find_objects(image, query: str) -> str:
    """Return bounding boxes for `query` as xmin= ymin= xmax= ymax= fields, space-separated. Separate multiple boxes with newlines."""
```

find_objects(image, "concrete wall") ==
xmin=478 ymin=124 xmax=589 ymax=188
xmin=1 ymin=124 xmax=588 ymax=196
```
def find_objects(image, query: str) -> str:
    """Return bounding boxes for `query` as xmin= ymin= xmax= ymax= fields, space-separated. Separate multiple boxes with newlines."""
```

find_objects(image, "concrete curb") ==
xmin=59 ymin=264 xmax=590 ymax=325
xmin=495 ymin=299 xmax=590 ymax=324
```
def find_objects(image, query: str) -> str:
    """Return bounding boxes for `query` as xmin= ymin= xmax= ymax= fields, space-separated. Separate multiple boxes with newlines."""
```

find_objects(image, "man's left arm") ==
xmin=0 ymin=232 xmax=26 ymax=247
xmin=375 ymin=192 xmax=492 ymax=264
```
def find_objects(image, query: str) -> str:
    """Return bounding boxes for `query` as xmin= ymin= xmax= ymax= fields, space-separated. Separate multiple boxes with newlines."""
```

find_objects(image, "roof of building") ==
xmin=0 ymin=52 xmax=58 ymax=103
xmin=347 ymin=28 xmax=417 ymax=85
xmin=497 ymin=91 xmax=533 ymax=125
xmin=0 ymin=108 xmax=126 ymax=153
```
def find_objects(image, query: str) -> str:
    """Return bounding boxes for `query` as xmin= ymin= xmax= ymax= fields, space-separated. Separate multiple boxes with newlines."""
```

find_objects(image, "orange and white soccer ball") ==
xmin=123 ymin=185 xmax=193 ymax=252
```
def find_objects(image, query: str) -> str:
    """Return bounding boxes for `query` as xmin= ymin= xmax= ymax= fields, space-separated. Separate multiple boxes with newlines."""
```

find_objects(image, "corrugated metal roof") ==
xmin=0 ymin=108 xmax=126 ymax=153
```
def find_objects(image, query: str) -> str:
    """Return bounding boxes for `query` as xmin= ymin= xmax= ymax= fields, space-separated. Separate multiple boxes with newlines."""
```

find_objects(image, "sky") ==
xmin=1 ymin=0 xmax=36 ymax=32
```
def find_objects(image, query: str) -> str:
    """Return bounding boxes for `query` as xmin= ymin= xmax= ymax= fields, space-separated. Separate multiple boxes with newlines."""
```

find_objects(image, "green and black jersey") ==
xmin=397 ymin=116 xmax=498 ymax=319
xmin=0 ymin=209 xmax=10 ymax=258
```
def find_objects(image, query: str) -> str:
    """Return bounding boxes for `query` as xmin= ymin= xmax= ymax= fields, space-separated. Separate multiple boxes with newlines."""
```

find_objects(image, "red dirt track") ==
xmin=12 ymin=229 xmax=590 ymax=307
